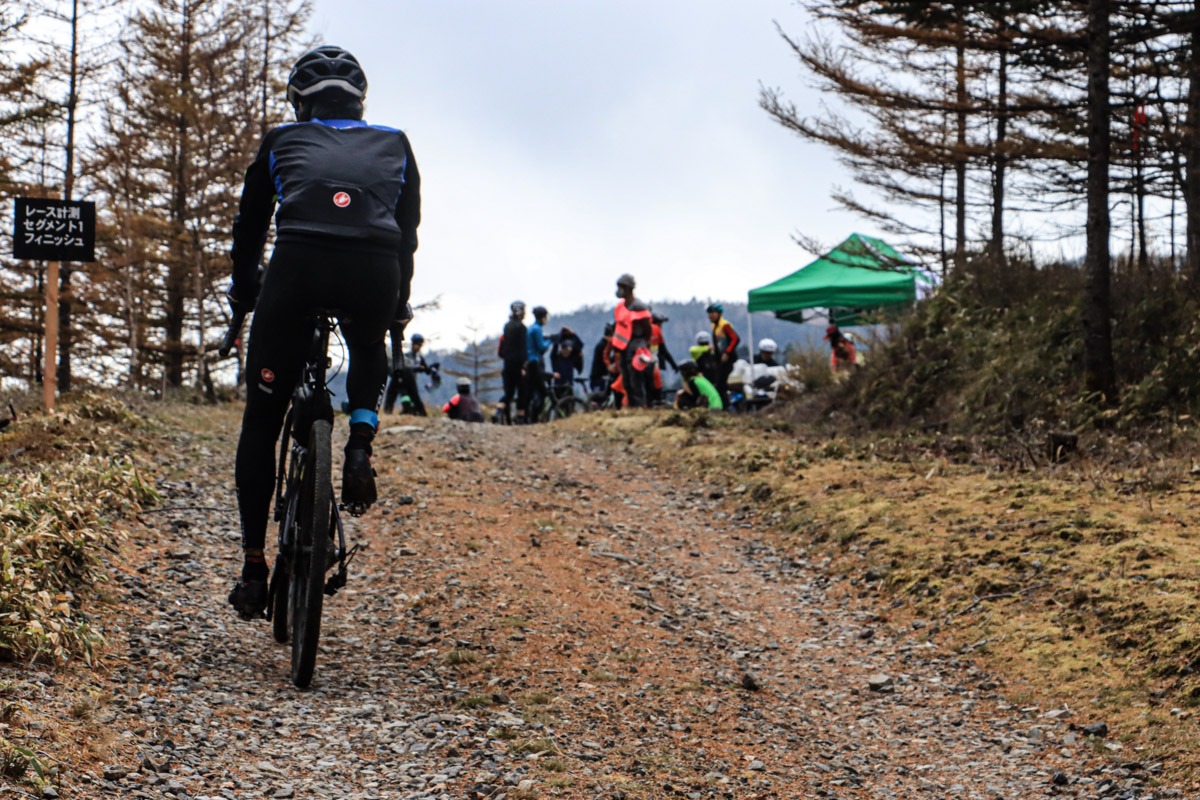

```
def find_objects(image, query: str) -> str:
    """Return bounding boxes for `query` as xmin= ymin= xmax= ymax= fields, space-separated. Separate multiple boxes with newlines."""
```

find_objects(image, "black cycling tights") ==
xmin=235 ymin=237 xmax=400 ymax=551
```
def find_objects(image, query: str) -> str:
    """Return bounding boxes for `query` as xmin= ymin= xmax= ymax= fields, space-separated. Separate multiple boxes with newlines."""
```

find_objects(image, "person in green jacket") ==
xmin=689 ymin=331 xmax=718 ymax=388
xmin=675 ymin=360 xmax=723 ymax=410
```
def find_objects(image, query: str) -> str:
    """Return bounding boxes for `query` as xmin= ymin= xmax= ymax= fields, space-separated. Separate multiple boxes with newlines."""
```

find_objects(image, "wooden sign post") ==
xmin=12 ymin=198 xmax=96 ymax=412
xmin=44 ymin=262 xmax=60 ymax=412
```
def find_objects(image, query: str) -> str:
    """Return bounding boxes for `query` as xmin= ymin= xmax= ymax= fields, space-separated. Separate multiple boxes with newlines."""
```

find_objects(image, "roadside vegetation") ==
xmin=0 ymin=393 xmax=158 ymax=664
xmin=566 ymin=398 xmax=1200 ymax=780
xmin=829 ymin=255 xmax=1200 ymax=437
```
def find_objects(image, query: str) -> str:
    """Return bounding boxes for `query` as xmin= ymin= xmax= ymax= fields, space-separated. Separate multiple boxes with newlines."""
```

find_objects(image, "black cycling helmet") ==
xmin=706 ymin=303 xmax=724 ymax=315
xmin=287 ymin=46 xmax=368 ymax=111
xmin=411 ymin=333 xmax=424 ymax=344
xmin=510 ymin=300 xmax=526 ymax=316
xmin=679 ymin=360 xmax=700 ymax=377
xmin=532 ymin=305 xmax=548 ymax=319
xmin=652 ymin=313 xmax=669 ymax=325
xmin=617 ymin=273 xmax=636 ymax=289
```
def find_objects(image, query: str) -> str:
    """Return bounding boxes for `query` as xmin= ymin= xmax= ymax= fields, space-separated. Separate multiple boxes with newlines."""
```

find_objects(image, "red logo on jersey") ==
xmin=333 ymin=191 xmax=351 ymax=208
xmin=260 ymin=368 xmax=275 ymax=383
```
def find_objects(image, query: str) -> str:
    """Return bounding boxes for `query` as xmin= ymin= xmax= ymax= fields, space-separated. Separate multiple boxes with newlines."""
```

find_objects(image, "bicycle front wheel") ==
xmin=291 ymin=419 xmax=332 ymax=688
xmin=271 ymin=551 xmax=290 ymax=644
xmin=549 ymin=396 xmax=587 ymax=421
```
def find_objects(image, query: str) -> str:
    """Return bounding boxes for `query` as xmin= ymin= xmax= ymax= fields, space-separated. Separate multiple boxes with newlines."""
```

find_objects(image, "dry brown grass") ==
xmin=563 ymin=410 xmax=1200 ymax=782
xmin=0 ymin=393 xmax=158 ymax=663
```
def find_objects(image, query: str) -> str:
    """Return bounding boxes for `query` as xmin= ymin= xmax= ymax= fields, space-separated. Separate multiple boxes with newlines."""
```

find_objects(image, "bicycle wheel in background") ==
xmin=290 ymin=419 xmax=332 ymax=688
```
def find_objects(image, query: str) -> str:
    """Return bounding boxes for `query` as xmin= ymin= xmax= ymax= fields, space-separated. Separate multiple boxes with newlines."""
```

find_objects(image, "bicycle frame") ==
xmin=267 ymin=315 xmax=351 ymax=617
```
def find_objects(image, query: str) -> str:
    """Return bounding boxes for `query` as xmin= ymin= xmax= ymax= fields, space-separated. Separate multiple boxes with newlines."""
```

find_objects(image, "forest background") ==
xmin=2 ymin=0 xmax=1199 ymax=425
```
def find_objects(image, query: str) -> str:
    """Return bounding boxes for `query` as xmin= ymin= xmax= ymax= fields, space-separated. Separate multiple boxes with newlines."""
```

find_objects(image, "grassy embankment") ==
xmin=567 ymin=409 xmax=1200 ymax=785
xmin=562 ymin=256 xmax=1200 ymax=787
xmin=0 ymin=392 xmax=158 ymax=786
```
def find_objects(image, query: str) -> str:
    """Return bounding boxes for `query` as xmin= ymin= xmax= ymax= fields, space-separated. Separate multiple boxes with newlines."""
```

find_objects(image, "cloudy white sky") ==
xmin=312 ymin=0 xmax=855 ymax=347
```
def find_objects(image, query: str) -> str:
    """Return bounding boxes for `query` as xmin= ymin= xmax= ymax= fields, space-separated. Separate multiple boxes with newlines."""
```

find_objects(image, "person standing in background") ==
xmin=498 ymin=301 xmax=528 ymax=423
xmin=706 ymin=303 xmax=739 ymax=400
xmin=611 ymin=274 xmax=653 ymax=408
xmin=591 ymin=322 xmax=615 ymax=394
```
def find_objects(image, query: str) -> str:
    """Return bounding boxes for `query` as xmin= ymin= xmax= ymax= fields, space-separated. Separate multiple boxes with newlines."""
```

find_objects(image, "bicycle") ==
xmin=531 ymin=375 xmax=590 ymax=422
xmin=220 ymin=306 xmax=358 ymax=688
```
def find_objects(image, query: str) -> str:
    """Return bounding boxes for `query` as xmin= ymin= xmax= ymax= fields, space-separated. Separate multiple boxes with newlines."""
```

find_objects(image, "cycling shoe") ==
xmin=228 ymin=576 xmax=268 ymax=620
xmin=341 ymin=447 xmax=376 ymax=515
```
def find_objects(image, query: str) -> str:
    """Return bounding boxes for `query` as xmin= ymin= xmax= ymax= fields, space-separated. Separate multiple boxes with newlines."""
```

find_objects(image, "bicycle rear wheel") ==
xmin=290 ymin=419 xmax=332 ymax=688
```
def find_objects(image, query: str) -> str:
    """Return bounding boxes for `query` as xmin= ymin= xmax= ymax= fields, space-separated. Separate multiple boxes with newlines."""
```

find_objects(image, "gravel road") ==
xmin=57 ymin=412 xmax=1183 ymax=799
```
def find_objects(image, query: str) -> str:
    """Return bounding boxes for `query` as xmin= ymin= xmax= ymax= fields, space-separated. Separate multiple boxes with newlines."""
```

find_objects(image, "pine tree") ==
xmin=0 ymin=7 xmax=55 ymax=384
xmin=444 ymin=325 xmax=504 ymax=403
xmin=90 ymin=0 xmax=310 ymax=393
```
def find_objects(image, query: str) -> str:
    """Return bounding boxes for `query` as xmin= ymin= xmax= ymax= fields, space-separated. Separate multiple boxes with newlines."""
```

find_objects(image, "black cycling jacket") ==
xmin=499 ymin=319 xmax=527 ymax=364
xmin=230 ymin=118 xmax=421 ymax=300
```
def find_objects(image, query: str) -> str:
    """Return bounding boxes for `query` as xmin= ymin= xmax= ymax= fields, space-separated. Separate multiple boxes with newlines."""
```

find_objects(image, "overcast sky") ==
xmin=312 ymin=0 xmax=854 ymax=346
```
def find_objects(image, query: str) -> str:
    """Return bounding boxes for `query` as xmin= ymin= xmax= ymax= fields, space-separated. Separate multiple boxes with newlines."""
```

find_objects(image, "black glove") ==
xmin=226 ymin=281 xmax=259 ymax=312
xmin=227 ymin=266 xmax=263 ymax=311
xmin=394 ymin=302 xmax=414 ymax=324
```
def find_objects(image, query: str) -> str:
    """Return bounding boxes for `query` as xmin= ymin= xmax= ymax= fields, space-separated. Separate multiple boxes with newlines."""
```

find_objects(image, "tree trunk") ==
xmin=1187 ymin=11 xmax=1200 ymax=280
xmin=1084 ymin=0 xmax=1115 ymax=398
xmin=939 ymin=164 xmax=949 ymax=276
xmin=1137 ymin=149 xmax=1148 ymax=272
xmin=165 ymin=1 xmax=193 ymax=388
xmin=990 ymin=42 xmax=1008 ymax=263
xmin=57 ymin=0 xmax=80 ymax=393
xmin=954 ymin=34 xmax=968 ymax=271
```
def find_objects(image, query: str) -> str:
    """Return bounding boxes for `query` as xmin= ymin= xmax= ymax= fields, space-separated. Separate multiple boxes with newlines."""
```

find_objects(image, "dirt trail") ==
xmin=58 ymin=410 xmax=1166 ymax=800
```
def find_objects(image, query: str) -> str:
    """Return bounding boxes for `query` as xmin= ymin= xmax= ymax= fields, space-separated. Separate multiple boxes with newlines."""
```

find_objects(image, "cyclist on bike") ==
xmin=498 ymin=301 xmax=527 ymax=424
xmin=526 ymin=306 xmax=552 ymax=420
xmin=443 ymin=377 xmax=485 ymax=422
xmin=384 ymin=332 xmax=430 ymax=415
xmin=551 ymin=336 xmax=579 ymax=401
xmin=226 ymin=45 xmax=420 ymax=619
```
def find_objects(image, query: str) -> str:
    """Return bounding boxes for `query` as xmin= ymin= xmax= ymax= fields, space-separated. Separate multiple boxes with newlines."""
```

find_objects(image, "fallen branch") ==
xmin=589 ymin=550 xmax=640 ymax=566
xmin=955 ymin=582 xmax=1049 ymax=617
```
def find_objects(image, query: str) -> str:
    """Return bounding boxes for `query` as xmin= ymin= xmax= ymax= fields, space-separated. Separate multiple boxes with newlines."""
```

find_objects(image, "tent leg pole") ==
xmin=746 ymin=308 xmax=754 ymax=363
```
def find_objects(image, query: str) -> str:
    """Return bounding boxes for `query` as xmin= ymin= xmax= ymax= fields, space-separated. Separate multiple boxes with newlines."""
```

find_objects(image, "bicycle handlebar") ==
xmin=219 ymin=306 xmax=248 ymax=358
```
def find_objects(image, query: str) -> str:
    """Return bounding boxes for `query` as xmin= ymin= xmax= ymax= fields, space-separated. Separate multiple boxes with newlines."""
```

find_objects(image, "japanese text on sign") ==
xmin=12 ymin=198 xmax=96 ymax=262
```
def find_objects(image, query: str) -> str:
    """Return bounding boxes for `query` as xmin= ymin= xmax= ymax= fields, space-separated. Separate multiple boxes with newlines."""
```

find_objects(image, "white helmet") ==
xmin=695 ymin=331 xmax=712 ymax=346
xmin=759 ymin=338 xmax=778 ymax=354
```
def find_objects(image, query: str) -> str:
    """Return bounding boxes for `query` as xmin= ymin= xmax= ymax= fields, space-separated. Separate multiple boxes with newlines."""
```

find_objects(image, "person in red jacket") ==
xmin=825 ymin=325 xmax=859 ymax=374
xmin=611 ymin=274 xmax=653 ymax=408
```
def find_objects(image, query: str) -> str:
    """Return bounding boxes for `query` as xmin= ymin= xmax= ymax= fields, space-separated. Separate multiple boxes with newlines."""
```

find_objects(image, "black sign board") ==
xmin=12 ymin=198 xmax=96 ymax=262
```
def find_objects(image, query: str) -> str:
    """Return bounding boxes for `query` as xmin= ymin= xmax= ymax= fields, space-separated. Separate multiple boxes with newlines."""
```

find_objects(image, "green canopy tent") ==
xmin=748 ymin=233 xmax=929 ymax=317
xmin=745 ymin=235 xmax=934 ymax=353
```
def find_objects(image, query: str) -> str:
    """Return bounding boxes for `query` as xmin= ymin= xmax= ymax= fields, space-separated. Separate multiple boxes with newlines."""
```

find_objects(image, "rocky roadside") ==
xmin=15 ymin=408 xmax=1187 ymax=800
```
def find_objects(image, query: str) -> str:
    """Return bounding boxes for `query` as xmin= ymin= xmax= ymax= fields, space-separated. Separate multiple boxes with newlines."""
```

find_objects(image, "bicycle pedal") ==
xmin=324 ymin=570 xmax=346 ymax=596
xmin=341 ymin=501 xmax=368 ymax=517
